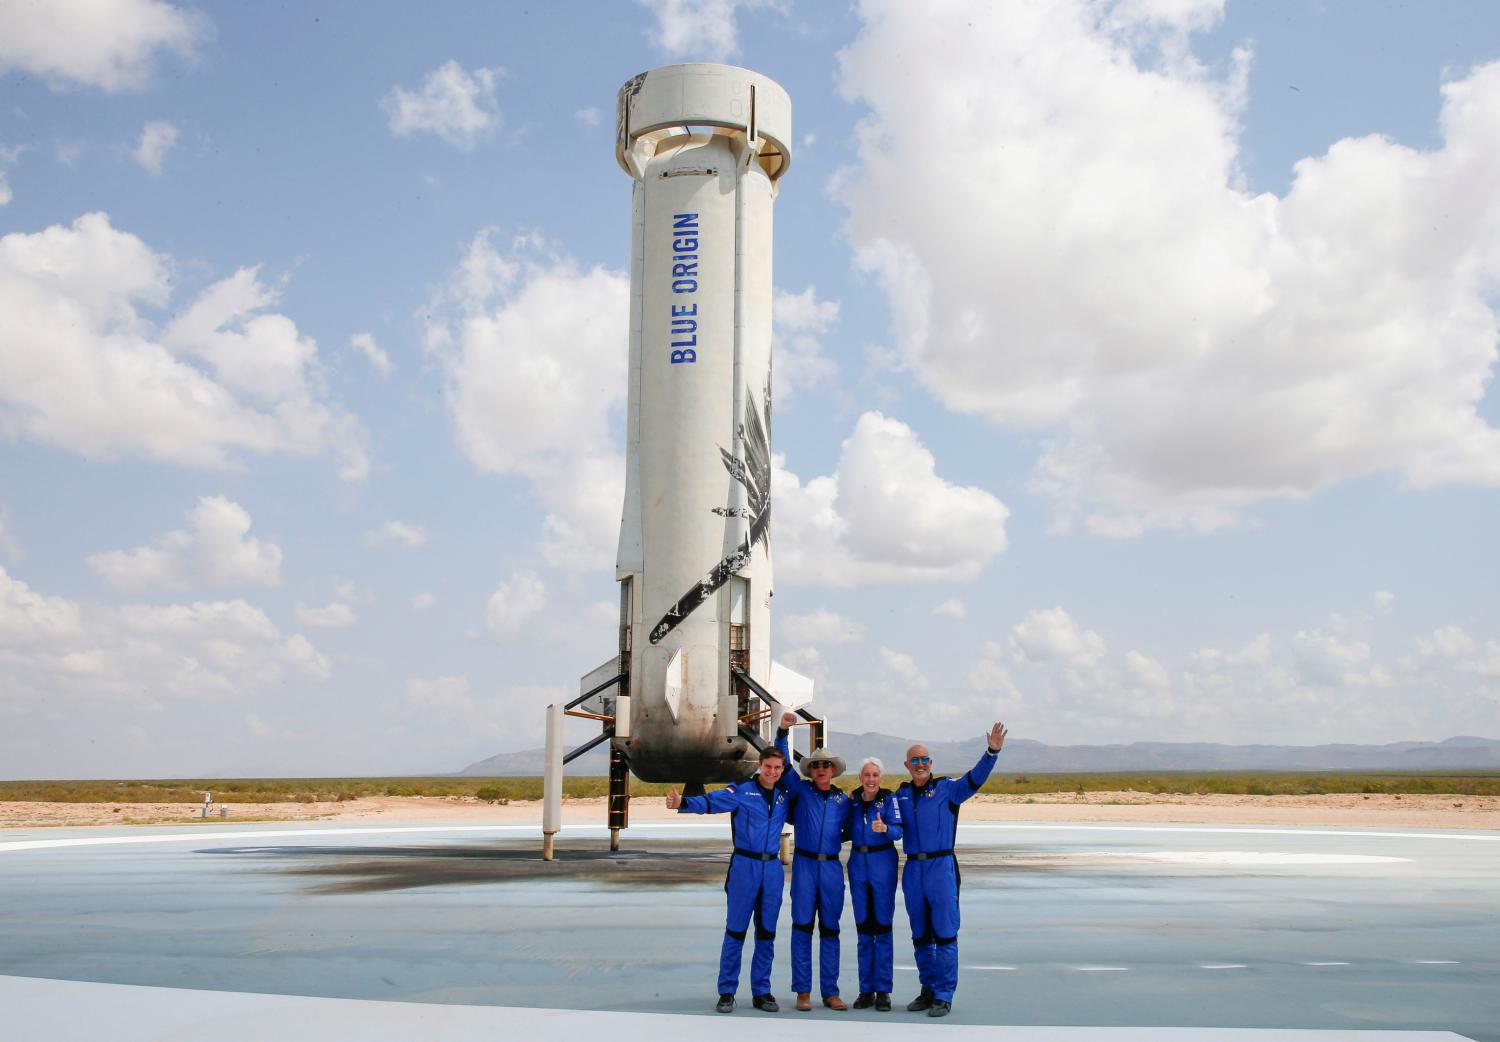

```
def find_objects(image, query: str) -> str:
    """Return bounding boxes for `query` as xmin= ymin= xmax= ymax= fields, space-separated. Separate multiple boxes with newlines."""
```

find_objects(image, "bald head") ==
xmin=906 ymin=744 xmax=933 ymax=785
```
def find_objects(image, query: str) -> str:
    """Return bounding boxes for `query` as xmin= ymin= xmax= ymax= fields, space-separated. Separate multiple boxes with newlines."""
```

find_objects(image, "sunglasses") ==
xmin=808 ymin=760 xmax=835 ymax=770
xmin=909 ymin=756 xmax=932 ymax=767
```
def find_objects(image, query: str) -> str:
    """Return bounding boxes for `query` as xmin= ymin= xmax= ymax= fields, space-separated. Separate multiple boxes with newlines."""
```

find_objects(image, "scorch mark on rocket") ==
xmin=648 ymin=379 xmax=772 ymax=644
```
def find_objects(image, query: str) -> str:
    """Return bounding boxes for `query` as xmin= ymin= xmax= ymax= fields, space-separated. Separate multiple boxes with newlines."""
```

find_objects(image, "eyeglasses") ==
xmin=808 ymin=760 xmax=834 ymax=770
xmin=909 ymin=756 xmax=932 ymax=767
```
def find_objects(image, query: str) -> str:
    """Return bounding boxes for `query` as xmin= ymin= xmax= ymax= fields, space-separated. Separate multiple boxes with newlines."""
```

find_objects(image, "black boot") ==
xmin=875 ymin=992 xmax=892 ymax=1012
xmin=907 ymin=986 xmax=935 ymax=1012
xmin=927 ymin=999 xmax=952 ymax=1018
xmin=752 ymin=993 xmax=781 ymax=1013
xmin=852 ymin=992 xmax=875 ymax=1009
xmin=715 ymin=994 xmax=735 ymax=1014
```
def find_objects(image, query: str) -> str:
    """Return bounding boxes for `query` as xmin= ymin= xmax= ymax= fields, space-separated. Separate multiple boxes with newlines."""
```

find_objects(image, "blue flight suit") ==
xmin=892 ymin=745 xmax=1000 ymax=1004
xmin=775 ymin=729 xmax=849 ymax=998
xmin=679 ymin=777 xmax=792 ymax=997
xmin=844 ymin=787 xmax=903 ymax=994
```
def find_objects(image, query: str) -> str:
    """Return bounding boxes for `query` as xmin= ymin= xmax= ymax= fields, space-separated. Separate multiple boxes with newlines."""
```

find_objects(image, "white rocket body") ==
xmin=589 ymin=64 xmax=811 ymax=783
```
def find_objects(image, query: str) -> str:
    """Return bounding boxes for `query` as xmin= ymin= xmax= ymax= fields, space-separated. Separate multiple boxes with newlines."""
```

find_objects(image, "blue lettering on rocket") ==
xmin=670 ymin=213 xmax=699 ymax=363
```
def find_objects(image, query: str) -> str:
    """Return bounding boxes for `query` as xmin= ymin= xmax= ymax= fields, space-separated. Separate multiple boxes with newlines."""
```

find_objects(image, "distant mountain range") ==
xmin=459 ymin=734 xmax=1500 ymax=776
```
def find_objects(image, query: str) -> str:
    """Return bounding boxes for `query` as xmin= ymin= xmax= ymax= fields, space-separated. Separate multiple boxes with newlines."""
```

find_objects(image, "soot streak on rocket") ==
xmin=649 ymin=378 xmax=772 ymax=645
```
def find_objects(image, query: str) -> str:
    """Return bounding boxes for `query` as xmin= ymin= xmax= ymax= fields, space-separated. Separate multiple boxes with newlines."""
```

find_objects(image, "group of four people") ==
xmin=666 ymin=713 xmax=1008 ymax=1017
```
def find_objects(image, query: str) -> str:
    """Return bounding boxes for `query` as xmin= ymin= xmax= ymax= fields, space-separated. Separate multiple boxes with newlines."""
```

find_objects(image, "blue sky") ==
xmin=2 ymin=0 xmax=1498 ymax=779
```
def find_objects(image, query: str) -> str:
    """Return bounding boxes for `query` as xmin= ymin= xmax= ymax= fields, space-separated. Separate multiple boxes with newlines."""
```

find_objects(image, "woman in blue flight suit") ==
xmin=775 ymin=716 xmax=850 ymax=1011
xmin=668 ymin=744 xmax=792 ymax=1014
xmin=892 ymin=721 xmax=1008 ymax=1018
xmin=844 ymin=756 xmax=903 ymax=1011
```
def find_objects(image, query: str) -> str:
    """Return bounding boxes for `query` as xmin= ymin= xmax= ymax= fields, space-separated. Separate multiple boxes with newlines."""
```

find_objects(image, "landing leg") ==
xmin=608 ymin=746 xmax=630 ymax=851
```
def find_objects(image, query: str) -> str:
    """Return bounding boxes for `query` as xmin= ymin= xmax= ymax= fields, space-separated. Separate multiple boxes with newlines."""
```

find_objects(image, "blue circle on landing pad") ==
xmin=0 ymin=822 xmax=1495 ymax=1039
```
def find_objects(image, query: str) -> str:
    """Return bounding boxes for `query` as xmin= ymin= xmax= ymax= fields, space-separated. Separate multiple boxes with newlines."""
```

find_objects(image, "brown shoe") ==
xmin=795 ymin=992 xmax=812 ymax=1011
xmin=823 ymin=995 xmax=848 ymax=1011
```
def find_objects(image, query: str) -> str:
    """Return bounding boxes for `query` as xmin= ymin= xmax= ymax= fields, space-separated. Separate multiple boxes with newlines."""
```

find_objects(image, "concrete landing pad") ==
xmin=1 ymin=821 xmax=1494 ymax=1039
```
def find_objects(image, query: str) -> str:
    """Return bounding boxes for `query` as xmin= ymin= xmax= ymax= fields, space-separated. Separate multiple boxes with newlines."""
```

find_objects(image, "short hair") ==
xmin=859 ymin=757 xmax=883 ymax=773
xmin=759 ymin=746 xmax=786 ymax=764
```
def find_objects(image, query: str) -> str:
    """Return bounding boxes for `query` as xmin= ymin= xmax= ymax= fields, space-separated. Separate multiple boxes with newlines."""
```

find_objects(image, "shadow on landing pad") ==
xmin=194 ymin=839 xmax=1094 ymax=895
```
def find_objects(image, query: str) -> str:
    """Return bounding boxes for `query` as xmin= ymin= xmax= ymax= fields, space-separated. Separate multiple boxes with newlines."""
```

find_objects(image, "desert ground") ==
xmin=4 ymin=791 xmax=1498 ymax=831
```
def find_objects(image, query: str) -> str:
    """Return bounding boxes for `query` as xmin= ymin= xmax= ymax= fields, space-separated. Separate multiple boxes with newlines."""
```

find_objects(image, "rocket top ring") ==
xmin=616 ymin=63 xmax=792 ymax=182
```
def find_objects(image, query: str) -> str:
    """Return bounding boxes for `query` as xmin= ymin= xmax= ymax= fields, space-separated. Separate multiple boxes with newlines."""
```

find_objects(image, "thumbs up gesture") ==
xmin=871 ymin=816 xmax=887 ymax=833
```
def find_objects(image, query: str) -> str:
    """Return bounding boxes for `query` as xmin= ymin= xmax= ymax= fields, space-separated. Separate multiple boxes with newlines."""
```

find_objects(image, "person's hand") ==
xmin=871 ymin=816 xmax=887 ymax=833
xmin=666 ymin=789 xmax=682 ymax=809
xmin=987 ymin=721 xmax=1008 ymax=752
xmin=780 ymin=711 xmax=798 ymax=730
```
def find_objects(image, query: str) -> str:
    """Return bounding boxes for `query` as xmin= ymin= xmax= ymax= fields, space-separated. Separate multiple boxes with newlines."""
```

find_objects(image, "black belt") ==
xmin=733 ymin=847 xmax=779 ymax=861
xmin=908 ymin=849 xmax=954 ymax=861
xmin=794 ymin=847 xmax=839 ymax=862
xmin=851 ymin=843 xmax=895 ymax=853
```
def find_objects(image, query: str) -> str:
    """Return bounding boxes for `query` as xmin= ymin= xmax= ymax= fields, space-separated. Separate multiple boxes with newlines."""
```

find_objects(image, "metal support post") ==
xmin=608 ymin=746 xmax=630 ymax=851
xmin=542 ymin=702 xmax=564 ymax=861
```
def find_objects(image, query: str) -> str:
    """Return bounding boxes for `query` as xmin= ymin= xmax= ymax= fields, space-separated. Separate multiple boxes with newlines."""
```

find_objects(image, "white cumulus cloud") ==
xmin=0 ymin=0 xmax=202 ymax=92
xmin=485 ymin=571 xmax=547 ymax=640
xmin=878 ymin=647 xmax=930 ymax=691
xmin=381 ymin=60 xmax=504 ymax=149
xmin=364 ymin=521 xmax=428 ymax=549
xmin=294 ymin=601 xmax=356 ymax=628
xmin=426 ymin=231 xmax=629 ymax=571
xmin=838 ymin=0 xmax=1500 ymax=535
xmin=1009 ymin=607 xmax=1107 ymax=668
xmin=349 ymin=332 xmax=393 ymax=376
xmin=0 ymin=213 xmax=368 ymax=478
xmin=87 ymin=496 xmax=282 ymax=593
xmin=1 ymin=564 xmax=328 ymax=709
xmin=132 ymin=120 xmax=178 ymax=175
xmin=773 ymin=285 xmax=840 ymax=400
xmin=639 ymin=0 xmax=773 ymax=62
xmin=776 ymin=412 xmax=1009 ymax=587
xmin=781 ymin=609 xmax=866 ymax=647
xmin=933 ymin=598 xmax=967 ymax=619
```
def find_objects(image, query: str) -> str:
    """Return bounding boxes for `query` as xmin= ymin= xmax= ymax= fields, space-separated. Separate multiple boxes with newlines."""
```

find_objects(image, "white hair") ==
xmin=859 ymin=757 xmax=884 ymax=773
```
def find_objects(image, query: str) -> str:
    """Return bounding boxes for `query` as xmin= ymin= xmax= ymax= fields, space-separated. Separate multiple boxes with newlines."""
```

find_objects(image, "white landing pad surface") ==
xmin=0 ymin=976 xmax=1472 ymax=1042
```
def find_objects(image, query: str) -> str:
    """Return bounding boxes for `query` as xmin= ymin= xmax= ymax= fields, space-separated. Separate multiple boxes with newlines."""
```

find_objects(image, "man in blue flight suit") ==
xmin=844 ymin=755 xmax=903 ymax=1011
xmin=667 ymin=744 xmax=792 ymax=1014
xmin=775 ymin=713 xmax=851 ymax=1011
xmin=892 ymin=721 xmax=1008 ymax=1018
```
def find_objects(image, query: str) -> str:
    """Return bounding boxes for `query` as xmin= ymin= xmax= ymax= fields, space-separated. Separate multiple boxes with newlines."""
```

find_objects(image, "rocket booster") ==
xmin=593 ymin=64 xmax=811 ymax=783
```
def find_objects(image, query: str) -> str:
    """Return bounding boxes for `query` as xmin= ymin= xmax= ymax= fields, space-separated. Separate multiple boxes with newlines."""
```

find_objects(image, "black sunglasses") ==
xmin=808 ymin=760 xmax=835 ymax=770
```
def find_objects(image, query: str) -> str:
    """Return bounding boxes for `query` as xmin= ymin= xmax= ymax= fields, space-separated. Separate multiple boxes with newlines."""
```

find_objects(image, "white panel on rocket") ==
xmin=591 ymin=64 xmax=810 ymax=783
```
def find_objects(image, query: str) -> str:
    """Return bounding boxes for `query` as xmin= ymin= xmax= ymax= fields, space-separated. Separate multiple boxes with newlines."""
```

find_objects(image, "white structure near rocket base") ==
xmin=579 ymin=63 xmax=813 ymax=785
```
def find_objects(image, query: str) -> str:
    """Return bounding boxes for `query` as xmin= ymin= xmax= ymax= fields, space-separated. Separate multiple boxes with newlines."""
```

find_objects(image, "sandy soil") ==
xmin=4 ymin=792 xmax=1498 ymax=830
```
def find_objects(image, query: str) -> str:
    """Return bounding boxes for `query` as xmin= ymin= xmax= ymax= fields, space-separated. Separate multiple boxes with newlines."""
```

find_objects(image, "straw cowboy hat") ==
xmin=804 ymin=747 xmax=846 ymax=778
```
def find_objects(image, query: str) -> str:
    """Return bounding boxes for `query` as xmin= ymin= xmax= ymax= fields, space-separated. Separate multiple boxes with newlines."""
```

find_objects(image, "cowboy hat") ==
xmin=803 ymin=747 xmax=846 ymax=778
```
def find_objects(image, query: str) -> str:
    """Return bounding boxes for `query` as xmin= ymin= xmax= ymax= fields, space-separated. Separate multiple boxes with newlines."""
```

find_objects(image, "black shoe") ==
xmin=927 ymin=1000 xmax=952 ymax=1018
xmin=875 ymin=992 xmax=892 ymax=1012
xmin=907 ymin=987 xmax=935 ymax=1012
xmin=716 ymin=994 xmax=735 ymax=1014
xmin=752 ymin=994 xmax=780 ymax=1013
xmin=852 ymin=992 xmax=875 ymax=1009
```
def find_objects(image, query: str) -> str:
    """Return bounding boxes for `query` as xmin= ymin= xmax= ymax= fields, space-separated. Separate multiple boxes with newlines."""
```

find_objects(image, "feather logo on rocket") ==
xmin=649 ymin=376 xmax=772 ymax=645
